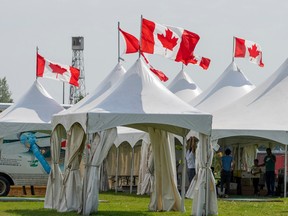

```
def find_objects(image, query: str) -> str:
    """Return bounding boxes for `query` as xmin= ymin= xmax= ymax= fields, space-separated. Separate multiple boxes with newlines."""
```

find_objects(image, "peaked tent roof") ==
xmin=212 ymin=58 xmax=288 ymax=144
xmin=0 ymin=80 xmax=64 ymax=137
xmin=53 ymin=58 xmax=212 ymax=136
xmin=66 ymin=63 xmax=126 ymax=112
xmin=189 ymin=62 xmax=255 ymax=113
xmin=168 ymin=69 xmax=202 ymax=102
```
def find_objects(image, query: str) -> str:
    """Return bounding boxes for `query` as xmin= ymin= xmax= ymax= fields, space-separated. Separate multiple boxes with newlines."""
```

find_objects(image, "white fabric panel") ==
xmin=58 ymin=124 xmax=85 ymax=212
xmin=186 ymin=134 xmax=218 ymax=215
xmin=137 ymin=140 xmax=152 ymax=195
xmin=99 ymin=159 xmax=109 ymax=192
xmin=148 ymin=128 xmax=181 ymax=211
xmin=81 ymin=128 xmax=117 ymax=215
xmin=44 ymin=125 xmax=66 ymax=209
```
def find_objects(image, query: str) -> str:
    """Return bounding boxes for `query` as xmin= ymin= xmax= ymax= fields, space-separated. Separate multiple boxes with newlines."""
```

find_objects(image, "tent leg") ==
xmin=284 ymin=145 xmax=287 ymax=198
xmin=181 ymin=136 xmax=187 ymax=212
xmin=115 ymin=147 xmax=119 ymax=193
xmin=130 ymin=147 xmax=135 ymax=194
xmin=205 ymin=136 xmax=210 ymax=216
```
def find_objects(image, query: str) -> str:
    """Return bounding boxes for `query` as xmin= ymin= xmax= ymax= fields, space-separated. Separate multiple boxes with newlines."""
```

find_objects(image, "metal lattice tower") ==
xmin=69 ymin=36 xmax=86 ymax=104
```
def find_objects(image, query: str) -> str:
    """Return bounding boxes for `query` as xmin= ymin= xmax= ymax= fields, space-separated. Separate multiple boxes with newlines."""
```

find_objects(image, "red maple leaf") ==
xmin=48 ymin=63 xmax=67 ymax=75
xmin=157 ymin=28 xmax=178 ymax=51
xmin=248 ymin=44 xmax=260 ymax=58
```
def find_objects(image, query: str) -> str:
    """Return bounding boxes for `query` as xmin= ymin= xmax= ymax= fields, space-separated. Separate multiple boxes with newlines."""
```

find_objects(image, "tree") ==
xmin=0 ymin=77 xmax=13 ymax=103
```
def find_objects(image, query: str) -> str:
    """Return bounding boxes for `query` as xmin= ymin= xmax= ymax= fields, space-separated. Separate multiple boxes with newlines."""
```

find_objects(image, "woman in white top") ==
xmin=186 ymin=136 xmax=198 ymax=183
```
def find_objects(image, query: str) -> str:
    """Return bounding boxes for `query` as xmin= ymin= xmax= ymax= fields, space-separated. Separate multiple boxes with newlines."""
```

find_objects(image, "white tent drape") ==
xmin=186 ymin=134 xmax=218 ymax=215
xmin=99 ymin=158 xmax=109 ymax=191
xmin=44 ymin=125 xmax=66 ymax=209
xmin=148 ymin=127 xmax=181 ymax=211
xmin=58 ymin=124 xmax=86 ymax=212
xmin=81 ymin=128 xmax=117 ymax=215
xmin=139 ymin=143 xmax=154 ymax=195
xmin=137 ymin=140 xmax=153 ymax=195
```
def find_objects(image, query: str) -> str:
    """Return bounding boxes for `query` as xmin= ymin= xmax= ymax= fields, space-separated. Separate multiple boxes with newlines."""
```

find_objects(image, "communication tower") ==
xmin=69 ymin=36 xmax=86 ymax=104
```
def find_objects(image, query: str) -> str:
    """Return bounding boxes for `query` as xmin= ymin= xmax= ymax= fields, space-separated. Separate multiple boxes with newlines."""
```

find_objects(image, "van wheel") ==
xmin=0 ymin=176 xmax=10 ymax=196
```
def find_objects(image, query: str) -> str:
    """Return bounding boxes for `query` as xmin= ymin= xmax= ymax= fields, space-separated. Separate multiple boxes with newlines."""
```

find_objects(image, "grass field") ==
xmin=1 ymin=192 xmax=288 ymax=215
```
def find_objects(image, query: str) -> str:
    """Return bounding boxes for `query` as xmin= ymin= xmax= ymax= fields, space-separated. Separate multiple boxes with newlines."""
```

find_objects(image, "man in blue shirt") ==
xmin=220 ymin=148 xmax=234 ymax=198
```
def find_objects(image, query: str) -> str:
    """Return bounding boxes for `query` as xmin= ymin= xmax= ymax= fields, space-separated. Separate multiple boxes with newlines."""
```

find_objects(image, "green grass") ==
xmin=0 ymin=192 xmax=288 ymax=215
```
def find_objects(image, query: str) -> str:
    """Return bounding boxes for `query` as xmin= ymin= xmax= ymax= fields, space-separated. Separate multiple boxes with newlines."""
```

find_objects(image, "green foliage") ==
xmin=0 ymin=77 xmax=13 ymax=103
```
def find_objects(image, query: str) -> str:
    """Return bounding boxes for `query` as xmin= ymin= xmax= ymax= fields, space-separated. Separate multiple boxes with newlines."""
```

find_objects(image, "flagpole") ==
xmin=232 ymin=36 xmax=235 ymax=62
xmin=62 ymin=84 xmax=65 ymax=104
xmin=181 ymin=63 xmax=184 ymax=71
xmin=36 ymin=46 xmax=39 ymax=80
xmin=139 ymin=15 xmax=143 ymax=59
xmin=118 ymin=22 xmax=120 ymax=63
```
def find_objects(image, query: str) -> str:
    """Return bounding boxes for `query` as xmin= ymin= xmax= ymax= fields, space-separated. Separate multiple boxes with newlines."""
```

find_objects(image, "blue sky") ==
xmin=1 ymin=0 xmax=288 ymax=104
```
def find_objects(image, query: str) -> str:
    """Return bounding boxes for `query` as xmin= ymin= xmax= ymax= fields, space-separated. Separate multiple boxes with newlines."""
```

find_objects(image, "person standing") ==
xmin=220 ymin=148 xmax=233 ymax=198
xmin=259 ymin=148 xmax=276 ymax=196
xmin=186 ymin=136 xmax=198 ymax=183
xmin=251 ymin=159 xmax=262 ymax=196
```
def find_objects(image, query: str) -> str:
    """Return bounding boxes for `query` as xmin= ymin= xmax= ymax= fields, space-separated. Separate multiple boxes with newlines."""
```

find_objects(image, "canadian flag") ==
xmin=141 ymin=18 xmax=200 ymax=65
xmin=141 ymin=53 xmax=168 ymax=82
xmin=119 ymin=27 xmax=139 ymax=54
xmin=119 ymin=27 xmax=169 ymax=82
xmin=36 ymin=53 xmax=80 ymax=86
xmin=234 ymin=37 xmax=264 ymax=67
xmin=187 ymin=54 xmax=211 ymax=70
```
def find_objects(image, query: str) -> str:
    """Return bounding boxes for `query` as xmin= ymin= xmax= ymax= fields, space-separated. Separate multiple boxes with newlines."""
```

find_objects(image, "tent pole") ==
xmin=130 ymin=146 xmax=135 ymax=194
xmin=205 ymin=136 xmax=210 ymax=216
xmin=238 ymin=144 xmax=240 ymax=170
xmin=115 ymin=147 xmax=119 ymax=193
xmin=284 ymin=145 xmax=287 ymax=198
xmin=181 ymin=136 xmax=187 ymax=212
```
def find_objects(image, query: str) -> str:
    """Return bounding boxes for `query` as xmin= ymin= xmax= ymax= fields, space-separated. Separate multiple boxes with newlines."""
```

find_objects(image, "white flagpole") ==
xmin=232 ymin=36 xmax=235 ymax=62
xmin=36 ymin=46 xmax=39 ymax=80
xmin=118 ymin=22 xmax=120 ymax=63
xmin=62 ymin=84 xmax=65 ymax=104
xmin=139 ymin=15 xmax=143 ymax=59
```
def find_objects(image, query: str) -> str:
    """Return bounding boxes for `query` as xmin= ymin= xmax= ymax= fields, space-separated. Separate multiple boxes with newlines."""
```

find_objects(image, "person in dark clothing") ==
xmin=259 ymin=148 xmax=276 ymax=196
xmin=220 ymin=148 xmax=233 ymax=198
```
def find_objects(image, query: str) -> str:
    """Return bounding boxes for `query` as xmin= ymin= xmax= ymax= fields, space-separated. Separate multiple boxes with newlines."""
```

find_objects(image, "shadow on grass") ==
xmin=6 ymin=209 xmax=152 ymax=216
xmin=102 ymin=191 xmax=149 ymax=197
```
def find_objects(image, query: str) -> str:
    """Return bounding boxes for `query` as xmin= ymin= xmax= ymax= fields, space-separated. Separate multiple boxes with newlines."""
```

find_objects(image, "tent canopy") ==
xmin=168 ymin=69 xmax=202 ymax=102
xmin=0 ymin=80 xmax=64 ymax=137
xmin=53 ymin=58 xmax=212 ymax=136
xmin=189 ymin=62 xmax=255 ymax=113
xmin=212 ymin=58 xmax=288 ymax=145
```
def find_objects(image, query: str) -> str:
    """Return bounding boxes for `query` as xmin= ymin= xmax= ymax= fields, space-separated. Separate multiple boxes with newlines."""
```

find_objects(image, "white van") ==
xmin=0 ymin=133 xmax=64 ymax=196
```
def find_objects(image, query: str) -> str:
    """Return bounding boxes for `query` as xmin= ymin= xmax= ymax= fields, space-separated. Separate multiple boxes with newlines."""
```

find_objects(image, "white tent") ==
xmin=212 ymin=58 xmax=288 ymax=196
xmin=168 ymin=69 xmax=202 ymax=102
xmin=212 ymin=58 xmax=288 ymax=143
xmin=45 ymin=58 xmax=215 ymax=215
xmin=0 ymin=80 xmax=64 ymax=138
xmin=189 ymin=62 xmax=255 ymax=113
